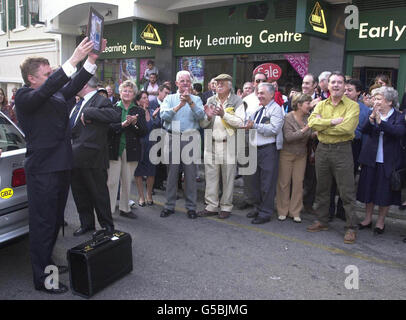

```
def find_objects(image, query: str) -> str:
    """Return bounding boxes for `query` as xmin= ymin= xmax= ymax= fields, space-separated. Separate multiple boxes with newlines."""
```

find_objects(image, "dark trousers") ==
xmin=315 ymin=142 xmax=357 ymax=229
xmin=27 ymin=170 xmax=70 ymax=289
xmin=329 ymin=138 xmax=362 ymax=216
xmin=252 ymin=144 xmax=279 ymax=218
xmin=352 ymin=138 xmax=362 ymax=176
xmin=154 ymin=163 xmax=167 ymax=188
xmin=71 ymin=168 xmax=114 ymax=230
xmin=303 ymin=162 xmax=317 ymax=207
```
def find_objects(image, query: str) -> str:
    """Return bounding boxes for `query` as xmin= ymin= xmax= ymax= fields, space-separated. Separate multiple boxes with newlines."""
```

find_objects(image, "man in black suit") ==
xmin=149 ymin=84 xmax=171 ymax=111
xmin=202 ymin=78 xmax=217 ymax=105
xmin=70 ymin=76 xmax=121 ymax=237
xmin=106 ymin=85 xmax=118 ymax=105
xmin=15 ymin=37 xmax=104 ymax=294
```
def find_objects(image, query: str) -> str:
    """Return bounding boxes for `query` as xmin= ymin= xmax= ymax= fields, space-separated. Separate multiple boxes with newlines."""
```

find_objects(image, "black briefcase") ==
xmin=67 ymin=230 xmax=133 ymax=298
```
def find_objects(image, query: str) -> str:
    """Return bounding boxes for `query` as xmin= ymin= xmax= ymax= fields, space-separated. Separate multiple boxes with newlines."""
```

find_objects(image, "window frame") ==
xmin=16 ymin=0 xmax=24 ymax=29
xmin=0 ymin=0 xmax=5 ymax=33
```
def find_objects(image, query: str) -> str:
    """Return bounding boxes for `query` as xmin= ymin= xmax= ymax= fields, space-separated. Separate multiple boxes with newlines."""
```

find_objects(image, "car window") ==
xmin=0 ymin=113 xmax=26 ymax=151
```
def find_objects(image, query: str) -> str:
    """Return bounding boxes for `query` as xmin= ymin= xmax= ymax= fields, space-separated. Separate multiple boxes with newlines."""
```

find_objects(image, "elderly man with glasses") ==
xmin=243 ymin=82 xmax=284 ymax=224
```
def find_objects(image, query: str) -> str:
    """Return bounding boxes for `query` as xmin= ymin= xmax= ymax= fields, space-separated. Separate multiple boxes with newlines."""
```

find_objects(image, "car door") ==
xmin=0 ymin=112 xmax=28 ymax=242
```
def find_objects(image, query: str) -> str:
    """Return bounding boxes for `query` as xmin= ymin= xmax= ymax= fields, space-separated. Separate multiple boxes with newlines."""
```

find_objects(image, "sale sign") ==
xmin=253 ymin=63 xmax=282 ymax=81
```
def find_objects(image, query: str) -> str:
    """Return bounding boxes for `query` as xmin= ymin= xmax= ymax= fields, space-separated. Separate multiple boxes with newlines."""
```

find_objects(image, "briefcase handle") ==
xmin=91 ymin=230 xmax=110 ymax=246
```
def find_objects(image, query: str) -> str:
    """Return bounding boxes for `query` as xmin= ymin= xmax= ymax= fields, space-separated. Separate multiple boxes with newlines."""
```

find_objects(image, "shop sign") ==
xmin=133 ymin=20 xmax=166 ymax=47
xmin=99 ymin=22 xmax=155 ymax=59
xmin=296 ymin=0 xmax=329 ymax=39
xmin=346 ymin=8 xmax=406 ymax=51
xmin=175 ymin=22 xmax=309 ymax=56
xmin=253 ymin=63 xmax=282 ymax=81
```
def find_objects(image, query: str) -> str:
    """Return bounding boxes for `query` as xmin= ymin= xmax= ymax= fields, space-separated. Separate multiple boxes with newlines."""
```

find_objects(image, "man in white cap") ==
xmin=198 ymin=74 xmax=244 ymax=219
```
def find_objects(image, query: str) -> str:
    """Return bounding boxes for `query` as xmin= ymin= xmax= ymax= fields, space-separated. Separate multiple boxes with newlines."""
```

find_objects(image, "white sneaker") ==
xmin=129 ymin=200 xmax=136 ymax=208
xmin=293 ymin=217 xmax=302 ymax=223
xmin=278 ymin=215 xmax=287 ymax=221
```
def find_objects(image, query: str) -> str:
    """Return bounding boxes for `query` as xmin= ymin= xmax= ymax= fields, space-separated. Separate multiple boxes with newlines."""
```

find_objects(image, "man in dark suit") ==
xmin=149 ymin=84 xmax=171 ymax=191
xmin=149 ymin=84 xmax=171 ymax=111
xmin=106 ymin=85 xmax=118 ymax=105
xmin=202 ymin=78 xmax=217 ymax=105
xmin=70 ymin=76 xmax=121 ymax=237
xmin=15 ymin=37 xmax=104 ymax=294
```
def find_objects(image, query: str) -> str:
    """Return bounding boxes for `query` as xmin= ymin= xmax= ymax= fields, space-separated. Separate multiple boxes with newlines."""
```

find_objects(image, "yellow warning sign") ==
xmin=141 ymin=24 xmax=162 ymax=45
xmin=309 ymin=2 xmax=327 ymax=34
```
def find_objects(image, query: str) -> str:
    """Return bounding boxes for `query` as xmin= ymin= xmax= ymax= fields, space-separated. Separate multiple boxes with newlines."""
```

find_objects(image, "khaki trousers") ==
xmin=276 ymin=150 xmax=307 ymax=218
xmin=107 ymin=149 xmax=138 ymax=213
xmin=204 ymin=141 xmax=236 ymax=212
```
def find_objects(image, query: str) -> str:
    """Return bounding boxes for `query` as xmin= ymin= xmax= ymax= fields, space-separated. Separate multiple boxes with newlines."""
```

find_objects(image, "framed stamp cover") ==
xmin=86 ymin=7 xmax=104 ymax=54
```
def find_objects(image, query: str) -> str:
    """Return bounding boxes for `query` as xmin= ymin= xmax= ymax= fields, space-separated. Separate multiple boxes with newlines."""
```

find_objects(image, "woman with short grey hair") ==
xmin=356 ymin=86 xmax=406 ymax=235
xmin=107 ymin=80 xmax=148 ymax=219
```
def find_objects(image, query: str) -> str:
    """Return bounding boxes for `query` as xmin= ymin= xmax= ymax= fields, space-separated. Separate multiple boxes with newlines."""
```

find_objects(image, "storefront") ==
xmin=345 ymin=5 xmax=406 ymax=100
xmin=94 ymin=21 xmax=157 ymax=95
xmin=174 ymin=1 xmax=311 ymax=93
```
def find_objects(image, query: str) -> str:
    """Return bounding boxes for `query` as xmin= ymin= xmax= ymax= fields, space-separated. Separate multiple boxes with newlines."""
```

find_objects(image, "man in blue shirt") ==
xmin=160 ymin=70 xmax=205 ymax=219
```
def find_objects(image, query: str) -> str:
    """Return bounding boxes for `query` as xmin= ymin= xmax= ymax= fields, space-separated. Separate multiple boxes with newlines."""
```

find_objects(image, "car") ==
xmin=0 ymin=111 xmax=28 ymax=244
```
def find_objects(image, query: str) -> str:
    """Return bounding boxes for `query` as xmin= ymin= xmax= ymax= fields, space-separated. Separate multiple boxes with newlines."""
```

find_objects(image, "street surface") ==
xmin=1 ymin=183 xmax=406 ymax=300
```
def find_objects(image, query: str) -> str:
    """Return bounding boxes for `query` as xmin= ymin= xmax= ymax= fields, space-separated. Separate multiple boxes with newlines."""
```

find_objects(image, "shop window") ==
xmin=177 ymin=56 xmax=233 ymax=90
xmin=96 ymin=58 xmax=139 ymax=96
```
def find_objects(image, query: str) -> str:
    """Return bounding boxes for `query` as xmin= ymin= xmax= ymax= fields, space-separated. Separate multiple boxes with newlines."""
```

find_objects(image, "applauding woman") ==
xmin=276 ymin=93 xmax=313 ymax=223
xmin=107 ymin=80 xmax=147 ymax=219
xmin=357 ymin=86 xmax=406 ymax=234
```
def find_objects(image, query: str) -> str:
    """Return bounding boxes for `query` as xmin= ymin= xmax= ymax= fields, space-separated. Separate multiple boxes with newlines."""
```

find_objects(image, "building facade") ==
xmin=0 ymin=0 xmax=60 ymax=99
xmin=2 ymin=0 xmax=405 ymax=101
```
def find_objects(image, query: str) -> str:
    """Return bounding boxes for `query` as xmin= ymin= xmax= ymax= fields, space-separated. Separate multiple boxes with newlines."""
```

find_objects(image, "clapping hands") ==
xmin=122 ymin=114 xmax=138 ymax=127
xmin=204 ymin=104 xmax=215 ymax=120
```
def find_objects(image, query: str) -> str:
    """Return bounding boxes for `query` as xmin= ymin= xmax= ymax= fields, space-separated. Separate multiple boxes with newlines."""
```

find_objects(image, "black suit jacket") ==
xmin=202 ymin=90 xmax=214 ymax=105
xmin=149 ymin=97 xmax=161 ymax=111
xmin=109 ymin=96 xmax=118 ymax=105
xmin=15 ymin=67 xmax=93 ymax=174
xmin=71 ymin=92 xmax=121 ymax=169
xmin=108 ymin=104 xmax=148 ymax=162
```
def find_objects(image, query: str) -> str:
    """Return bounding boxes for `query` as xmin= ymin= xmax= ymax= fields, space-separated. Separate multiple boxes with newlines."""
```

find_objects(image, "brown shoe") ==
xmin=218 ymin=211 xmax=231 ymax=219
xmin=344 ymin=229 xmax=356 ymax=244
xmin=307 ymin=221 xmax=329 ymax=232
xmin=197 ymin=209 xmax=218 ymax=217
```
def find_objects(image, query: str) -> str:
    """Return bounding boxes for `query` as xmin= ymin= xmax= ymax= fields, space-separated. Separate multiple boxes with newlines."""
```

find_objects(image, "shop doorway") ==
xmin=351 ymin=55 xmax=400 ymax=91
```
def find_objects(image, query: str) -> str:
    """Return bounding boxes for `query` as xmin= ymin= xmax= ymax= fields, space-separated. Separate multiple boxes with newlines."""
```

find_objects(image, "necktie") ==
xmin=69 ymin=98 xmax=84 ymax=129
xmin=254 ymin=106 xmax=265 ymax=124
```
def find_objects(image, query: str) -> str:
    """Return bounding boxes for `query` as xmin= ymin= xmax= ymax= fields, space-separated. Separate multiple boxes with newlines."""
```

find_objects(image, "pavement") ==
xmin=191 ymin=165 xmax=406 ymax=223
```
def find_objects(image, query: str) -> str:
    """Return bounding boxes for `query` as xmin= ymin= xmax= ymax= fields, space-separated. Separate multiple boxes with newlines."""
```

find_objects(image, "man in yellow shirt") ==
xmin=307 ymin=72 xmax=359 ymax=244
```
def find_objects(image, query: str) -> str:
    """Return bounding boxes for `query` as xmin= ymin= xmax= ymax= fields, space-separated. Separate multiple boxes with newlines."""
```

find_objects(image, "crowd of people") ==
xmin=89 ymin=68 xmax=406 ymax=244
xmin=6 ymin=36 xmax=406 ymax=294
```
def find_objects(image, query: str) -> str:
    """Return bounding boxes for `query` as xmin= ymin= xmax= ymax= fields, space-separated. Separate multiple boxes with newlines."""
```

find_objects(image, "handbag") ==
xmin=391 ymin=168 xmax=406 ymax=191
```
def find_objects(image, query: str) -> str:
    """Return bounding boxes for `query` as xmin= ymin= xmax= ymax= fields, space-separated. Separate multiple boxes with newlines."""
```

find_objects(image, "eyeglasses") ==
xmin=255 ymin=79 xmax=267 ymax=83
